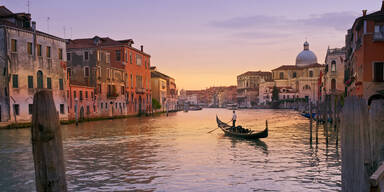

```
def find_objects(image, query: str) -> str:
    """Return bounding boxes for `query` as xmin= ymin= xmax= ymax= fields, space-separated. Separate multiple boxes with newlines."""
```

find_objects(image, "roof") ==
xmin=238 ymin=71 xmax=272 ymax=77
xmin=151 ymin=70 xmax=173 ymax=80
xmin=272 ymin=63 xmax=324 ymax=71
xmin=0 ymin=6 xmax=13 ymax=16
xmin=352 ymin=2 xmax=384 ymax=31
xmin=67 ymin=36 xmax=123 ymax=49
xmin=67 ymin=36 xmax=151 ymax=56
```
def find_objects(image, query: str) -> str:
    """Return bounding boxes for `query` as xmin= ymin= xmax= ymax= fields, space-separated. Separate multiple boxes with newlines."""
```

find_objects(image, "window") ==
xmin=11 ymin=39 xmax=17 ymax=52
xmin=37 ymin=44 xmax=42 ymax=56
xmin=374 ymin=24 xmax=384 ymax=40
xmin=28 ymin=76 xmax=33 ymax=88
xmin=27 ymin=42 xmax=33 ymax=55
xmin=29 ymin=104 xmax=33 ymax=115
xmin=87 ymin=105 xmax=90 ymax=114
xmin=13 ymin=104 xmax=19 ymax=115
xmin=130 ymin=73 xmax=133 ymax=88
xmin=84 ymin=51 xmax=89 ymax=60
xmin=73 ymin=91 xmax=77 ymax=99
xmin=303 ymin=85 xmax=311 ymax=90
xmin=4 ymin=87 xmax=8 ymax=96
xmin=129 ymin=52 xmax=132 ymax=64
xmin=101 ymin=102 xmax=103 ymax=109
xmin=331 ymin=79 xmax=336 ymax=91
xmin=37 ymin=71 xmax=43 ymax=88
xmin=136 ymin=75 xmax=143 ymax=88
xmin=46 ymin=46 xmax=51 ymax=58
xmin=67 ymin=52 xmax=71 ymax=61
xmin=374 ymin=62 xmax=384 ymax=82
xmin=85 ymin=91 xmax=88 ymax=99
xmin=84 ymin=67 xmax=90 ymax=77
xmin=60 ymin=104 xmax=64 ymax=114
xmin=121 ymin=86 xmax=125 ymax=95
xmin=309 ymin=70 xmax=313 ymax=77
xmin=145 ymin=60 xmax=147 ymax=69
xmin=47 ymin=77 xmax=52 ymax=89
xmin=98 ymin=84 xmax=102 ymax=93
xmin=331 ymin=60 xmax=336 ymax=72
xmin=80 ymin=91 xmax=83 ymax=101
xmin=58 ymin=48 xmax=63 ymax=60
xmin=116 ymin=50 xmax=121 ymax=61
xmin=59 ymin=79 xmax=64 ymax=90
xmin=91 ymin=92 xmax=94 ymax=101
xmin=67 ymin=68 xmax=72 ymax=78
xmin=12 ymin=74 xmax=18 ymax=88
xmin=107 ymin=68 xmax=110 ymax=79
xmin=292 ymin=72 xmax=297 ymax=78
xmin=124 ymin=50 xmax=128 ymax=62
xmin=136 ymin=54 xmax=142 ymax=65
xmin=106 ymin=103 xmax=108 ymax=109
xmin=106 ymin=52 xmax=110 ymax=63
xmin=279 ymin=72 xmax=284 ymax=79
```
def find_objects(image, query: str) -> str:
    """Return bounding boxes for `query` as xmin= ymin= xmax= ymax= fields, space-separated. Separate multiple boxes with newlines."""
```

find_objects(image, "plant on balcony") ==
xmin=152 ymin=98 xmax=161 ymax=110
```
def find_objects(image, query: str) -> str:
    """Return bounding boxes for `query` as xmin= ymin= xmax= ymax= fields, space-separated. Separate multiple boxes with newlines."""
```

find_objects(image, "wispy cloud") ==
xmin=211 ymin=11 xmax=358 ymax=41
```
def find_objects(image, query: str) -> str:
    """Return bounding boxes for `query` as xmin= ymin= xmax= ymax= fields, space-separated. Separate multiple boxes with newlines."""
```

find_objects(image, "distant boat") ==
xmin=189 ymin=106 xmax=202 ymax=111
xmin=300 ymin=112 xmax=316 ymax=119
xmin=216 ymin=116 xmax=268 ymax=140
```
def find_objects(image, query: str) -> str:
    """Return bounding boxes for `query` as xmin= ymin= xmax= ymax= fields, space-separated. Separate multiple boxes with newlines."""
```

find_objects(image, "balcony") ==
xmin=135 ymin=87 xmax=146 ymax=94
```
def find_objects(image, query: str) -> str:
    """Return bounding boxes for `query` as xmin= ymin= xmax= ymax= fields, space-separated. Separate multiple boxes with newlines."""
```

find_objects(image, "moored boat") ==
xmin=216 ymin=116 xmax=268 ymax=139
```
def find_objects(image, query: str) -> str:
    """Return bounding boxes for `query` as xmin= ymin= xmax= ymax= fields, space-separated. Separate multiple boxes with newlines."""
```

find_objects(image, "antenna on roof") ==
xmin=63 ymin=26 xmax=66 ymax=39
xmin=47 ymin=17 xmax=50 ymax=33
xmin=27 ymin=0 xmax=30 ymax=13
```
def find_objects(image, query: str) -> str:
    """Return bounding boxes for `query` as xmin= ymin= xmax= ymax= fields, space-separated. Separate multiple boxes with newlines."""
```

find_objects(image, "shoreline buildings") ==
xmin=259 ymin=41 xmax=324 ymax=105
xmin=236 ymin=71 xmax=272 ymax=108
xmin=0 ymin=6 xmax=68 ymax=123
xmin=150 ymin=66 xmax=178 ymax=112
xmin=345 ymin=4 xmax=384 ymax=101
xmin=66 ymin=36 xmax=152 ymax=119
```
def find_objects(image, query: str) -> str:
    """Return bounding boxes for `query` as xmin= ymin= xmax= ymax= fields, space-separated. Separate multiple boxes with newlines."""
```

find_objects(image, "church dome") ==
xmin=296 ymin=41 xmax=317 ymax=67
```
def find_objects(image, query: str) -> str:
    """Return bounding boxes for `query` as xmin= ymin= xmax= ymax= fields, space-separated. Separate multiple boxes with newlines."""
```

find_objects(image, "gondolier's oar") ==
xmin=208 ymin=120 xmax=232 ymax=133
xmin=207 ymin=127 xmax=219 ymax=133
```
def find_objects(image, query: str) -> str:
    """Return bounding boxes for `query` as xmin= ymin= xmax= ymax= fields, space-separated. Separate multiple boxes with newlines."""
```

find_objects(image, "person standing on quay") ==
xmin=232 ymin=110 xmax=237 ymax=127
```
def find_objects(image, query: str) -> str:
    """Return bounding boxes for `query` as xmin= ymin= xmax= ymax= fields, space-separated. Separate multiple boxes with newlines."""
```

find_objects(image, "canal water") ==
xmin=0 ymin=109 xmax=340 ymax=191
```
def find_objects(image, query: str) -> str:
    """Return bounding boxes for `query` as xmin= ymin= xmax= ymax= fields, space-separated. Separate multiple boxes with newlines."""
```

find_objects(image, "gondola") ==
xmin=216 ymin=116 xmax=268 ymax=139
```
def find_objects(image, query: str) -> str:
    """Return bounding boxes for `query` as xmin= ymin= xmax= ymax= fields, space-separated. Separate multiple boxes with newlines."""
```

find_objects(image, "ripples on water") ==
xmin=0 ymin=109 xmax=340 ymax=191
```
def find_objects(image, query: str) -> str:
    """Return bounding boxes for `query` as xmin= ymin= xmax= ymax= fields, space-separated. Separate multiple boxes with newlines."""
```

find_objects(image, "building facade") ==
xmin=236 ymin=71 xmax=272 ymax=108
xmin=67 ymin=36 xmax=151 ymax=118
xmin=322 ymin=47 xmax=346 ymax=98
xmin=0 ymin=6 xmax=68 ymax=123
xmin=259 ymin=41 xmax=324 ymax=105
xmin=345 ymin=4 xmax=384 ymax=100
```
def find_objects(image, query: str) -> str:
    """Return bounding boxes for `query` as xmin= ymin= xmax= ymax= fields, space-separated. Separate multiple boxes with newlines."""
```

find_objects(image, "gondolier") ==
xmin=232 ymin=110 xmax=237 ymax=127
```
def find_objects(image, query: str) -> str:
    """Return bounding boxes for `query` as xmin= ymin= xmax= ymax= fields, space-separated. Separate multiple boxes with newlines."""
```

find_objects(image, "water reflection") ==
xmin=0 ymin=109 xmax=341 ymax=191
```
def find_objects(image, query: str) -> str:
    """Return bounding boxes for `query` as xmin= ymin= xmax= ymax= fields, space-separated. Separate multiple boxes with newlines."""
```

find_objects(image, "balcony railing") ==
xmin=373 ymin=32 xmax=384 ymax=41
xmin=135 ymin=87 xmax=146 ymax=94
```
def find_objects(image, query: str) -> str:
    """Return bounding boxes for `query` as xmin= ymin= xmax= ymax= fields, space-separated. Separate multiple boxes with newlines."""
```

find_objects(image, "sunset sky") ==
xmin=2 ymin=0 xmax=381 ymax=89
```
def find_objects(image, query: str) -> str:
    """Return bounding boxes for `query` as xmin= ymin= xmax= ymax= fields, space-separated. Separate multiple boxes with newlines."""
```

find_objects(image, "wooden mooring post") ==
xmin=31 ymin=90 xmax=67 ymax=192
xmin=341 ymin=97 xmax=384 ymax=191
xmin=309 ymin=101 xmax=313 ymax=144
xmin=316 ymin=101 xmax=319 ymax=144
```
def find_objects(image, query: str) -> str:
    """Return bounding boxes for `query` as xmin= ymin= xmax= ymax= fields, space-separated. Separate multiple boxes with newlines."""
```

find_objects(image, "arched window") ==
xmin=331 ymin=60 xmax=336 ymax=72
xmin=303 ymin=85 xmax=311 ymax=90
xmin=331 ymin=79 xmax=336 ymax=91
xmin=309 ymin=70 xmax=313 ymax=77
xmin=37 ymin=70 xmax=43 ymax=88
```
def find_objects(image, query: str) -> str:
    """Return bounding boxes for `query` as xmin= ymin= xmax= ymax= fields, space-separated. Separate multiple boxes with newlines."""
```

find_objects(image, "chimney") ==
xmin=32 ymin=21 xmax=36 ymax=31
xmin=140 ymin=45 xmax=143 ymax=52
xmin=362 ymin=10 xmax=367 ymax=16
xmin=382 ymin=0 xmax=384 ymax=12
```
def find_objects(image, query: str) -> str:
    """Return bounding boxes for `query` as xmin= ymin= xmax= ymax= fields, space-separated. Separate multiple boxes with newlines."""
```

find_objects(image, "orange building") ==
xmin=345 ymin=3 xmax=384 ymax=100
xmin=67 ymin=36 xmax=151 ymax=119
xmin=67 ymin=85 xmax=97 ymax=120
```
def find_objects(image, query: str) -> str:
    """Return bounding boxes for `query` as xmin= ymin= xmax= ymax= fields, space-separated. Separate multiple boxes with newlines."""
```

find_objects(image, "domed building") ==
xmin=296 ymin=41 xmax=318 ymax=67
xmin=258 ymin=41 xmax=325 ymax=105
